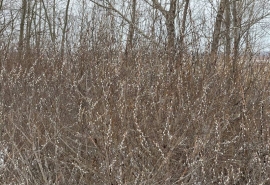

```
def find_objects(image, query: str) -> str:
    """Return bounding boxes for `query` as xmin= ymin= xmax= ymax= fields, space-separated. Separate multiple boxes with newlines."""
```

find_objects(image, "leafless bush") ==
xmin=1 ymin=0 xmax=270 ymax=184
xmin=0 ymin=47 xmax=269 ymax=184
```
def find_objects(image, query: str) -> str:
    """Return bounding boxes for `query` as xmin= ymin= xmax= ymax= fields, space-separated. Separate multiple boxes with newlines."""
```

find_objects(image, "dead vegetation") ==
xmin=0 ymin=49 xmax=269 ymax=184
xmin=1 ymin=0 xmax=270 ymax=184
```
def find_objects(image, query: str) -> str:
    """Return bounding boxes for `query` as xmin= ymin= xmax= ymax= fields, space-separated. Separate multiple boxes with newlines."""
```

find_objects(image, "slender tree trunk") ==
xmin=224 ymin=0 xmax=231 ymax=65
xmin=232 ymin=0 xmax=240 ymax=77
xmin=41 ymin=0 xmax=55 ymax=44
xmin=165 ymin=0 xmax=176 ymax=58
xmin=0 ymin=0 xmax=3 ymax=11
xmin=35 ymin=0 xmax=42 ymax=55
xmin=18 ymin=0 xmax=27 ymax=60
xmin=177 ymin=0 xmax=189 ymax=69
xmin=53 ymin=0 xmax=56 ymax=44
xmin=244 ymin=1 xmax=255 ymax=60
xmin=152 ymin=0 xmax=177 ymax=61
xmin=79 ymin=0 xmax=86 ymax=46
xmin=211 ymin=0 xmax=226 ymax=60
xmin=26 ymin=1 xmax=36 ymax=57
xmin=61 ymin=0 xmax=71 ymax=58
xmin=125 ymin=0 xmax=136 ymax=57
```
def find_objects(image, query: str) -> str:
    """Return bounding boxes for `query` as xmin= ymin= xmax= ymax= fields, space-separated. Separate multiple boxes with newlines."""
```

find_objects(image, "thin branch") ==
xmin=152 ymin=0 xmax=167 ymax=17
xmin=89 ymin=0 xmax=160 ymax=46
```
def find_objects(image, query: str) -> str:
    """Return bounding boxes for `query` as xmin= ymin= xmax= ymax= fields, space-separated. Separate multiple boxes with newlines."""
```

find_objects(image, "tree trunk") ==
xmin=0 ymin=0 xmax=3 ymax=11
xmin=61 ymin=0 xmax=71 ymax=58
xmin=125 ymin=0 xmax=136 ymax=57
xmin=152 ymin=0 xmax=177 ymax=61
xmin=18 ymin=0 xmax=27 ymax=60
xmin=211 ymin=0 xmax=226 ymax=60
xmin=35 ymin=0 xmax=42 ymax=55
xmin=126 ymin=0 xmax=137 ymax=54
xmin=178 ymin=0 xmax=189 ymax=69
xmin=232 ymin=0 xmax=240 ymax=77
xmin=224 ymin=0 xmax=231 ymax=65
xmin=26 ymin=0 xmax=36 ymax=57
xmin=165 ymin=0 xmax=176 ymax=59
xmin=41 ymin=0 xmax=55 ymax=44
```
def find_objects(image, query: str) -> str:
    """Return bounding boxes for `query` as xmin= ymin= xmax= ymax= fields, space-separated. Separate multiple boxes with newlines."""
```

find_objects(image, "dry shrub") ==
xmin=0 ymin=49 xmax=269 ymax=184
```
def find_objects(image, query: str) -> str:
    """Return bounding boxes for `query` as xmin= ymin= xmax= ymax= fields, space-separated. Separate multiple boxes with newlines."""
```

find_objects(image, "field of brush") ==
xmin=0 ymin=51 xmax=269 ymax=184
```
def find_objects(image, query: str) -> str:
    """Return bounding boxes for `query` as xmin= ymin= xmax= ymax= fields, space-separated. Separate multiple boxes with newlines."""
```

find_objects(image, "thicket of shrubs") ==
xmin=0 ymin=45 xmax=269 ymax=184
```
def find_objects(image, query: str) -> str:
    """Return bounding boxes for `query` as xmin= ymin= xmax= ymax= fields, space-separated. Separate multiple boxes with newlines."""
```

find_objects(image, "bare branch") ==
xmin=152 ymin=0 xmax=167 ymax=17
xmin=89 ymin=0 xmax=160 ymax=45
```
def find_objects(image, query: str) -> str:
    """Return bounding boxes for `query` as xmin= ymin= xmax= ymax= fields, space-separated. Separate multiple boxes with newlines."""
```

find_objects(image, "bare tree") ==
xmin=60 ymin=0 xmax=71 ymax=58
xmin=125 ymin=0 xmax=137 ymax=57
xmin=211 ymin=0 xmax=226 ymax=60
xmin=41 ymin=0 xmax=55 ymax=44
xmin=18 ymin=0 xmax=27 ymax=59
xmin=232 ymin=0 xmax=239 ymax=75
xmin=151 ymin=0 xmax=177 ymax=58
xmin=177 ymin=0 xmax=189 ymax=68
xmin=25 ymin=0 xmax=37 ymax=56
xmin=34 ymin=0 xmax=43 ymax=55
xmin=224 ymin=0 xmax=231 ymax=64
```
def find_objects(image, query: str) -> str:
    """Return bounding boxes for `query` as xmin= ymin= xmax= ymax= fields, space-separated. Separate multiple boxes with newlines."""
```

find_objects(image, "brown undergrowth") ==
xmin=0 ymin=50 xmax=269 ymax=184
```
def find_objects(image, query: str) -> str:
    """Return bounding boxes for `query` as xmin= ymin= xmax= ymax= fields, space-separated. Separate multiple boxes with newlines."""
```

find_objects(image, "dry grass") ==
xmin=0 ymin=49 xmax=269 ymax=184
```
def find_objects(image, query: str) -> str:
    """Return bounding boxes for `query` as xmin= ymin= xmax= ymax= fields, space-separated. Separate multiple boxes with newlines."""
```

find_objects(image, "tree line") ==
xmin=0 ymin=0 xmax=269 ymax=69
